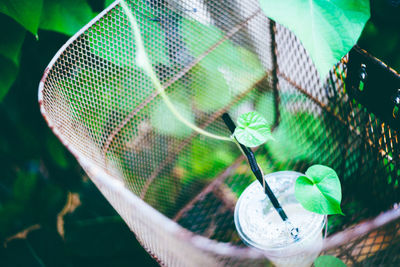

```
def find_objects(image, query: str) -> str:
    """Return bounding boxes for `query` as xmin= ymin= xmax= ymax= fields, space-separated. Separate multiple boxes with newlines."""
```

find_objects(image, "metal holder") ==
xmin=39 ymin=1 xmax=400 ymax=266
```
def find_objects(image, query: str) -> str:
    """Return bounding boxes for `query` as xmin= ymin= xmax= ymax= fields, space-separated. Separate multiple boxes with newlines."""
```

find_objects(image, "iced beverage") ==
xmin=234 ymin=171 xmax=326 ymax=267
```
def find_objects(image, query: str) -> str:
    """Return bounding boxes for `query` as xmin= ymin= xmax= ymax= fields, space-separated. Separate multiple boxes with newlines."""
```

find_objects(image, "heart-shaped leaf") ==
xmin=314 ymin=255 xmax=347 ymax=267
xmin=259 ymin=0 xmax=370 ymax=79
xmin=295 ymin=164 xmax=343 ymax=215
xmin=234 ymin=111 xmax=272 ymax=147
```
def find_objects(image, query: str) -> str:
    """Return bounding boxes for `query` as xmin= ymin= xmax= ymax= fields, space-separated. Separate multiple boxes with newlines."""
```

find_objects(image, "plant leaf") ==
xmin=94 ymin=1 xmax=169 ymax=68
xmin=0 ymin=57 xmax=19 ymax=102
xmin=0 ymin=0 xmax=43 ymax=37
xmin=0 ymin=15 xmax=26 ymax=66
xmin=314 ymin=255 xmax=347 ymax=267
xmin=46 ymin=134 xmax=70 ymax=169
xmin=255 ymin=91 xmax=275 ymax=124
xmin=178 ymin=138 xmax=236 ymax=184
xmin=151 ymin=82 xmax=194 ymax=138
xmin=295 ymin=164 xmax=343 ymax=215
xmin=0 ymin=16 xmax=25 ymax=101
xmin=40 ymin=0 xmax=96 ymax=36
xmin=234 ymin=111 xmax=272 ymax=147
xmin=105 ymin=0 xmax=116 ymax=7
xmin=183 ymin=19 xmax=265 ymax=112
xmin=259 ymin=0 xmax=370 ymax=78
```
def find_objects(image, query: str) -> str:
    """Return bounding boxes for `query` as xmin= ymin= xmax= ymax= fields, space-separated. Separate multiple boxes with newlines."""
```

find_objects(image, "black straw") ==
xmin=222 ymin=113 xmax=289 ymax=222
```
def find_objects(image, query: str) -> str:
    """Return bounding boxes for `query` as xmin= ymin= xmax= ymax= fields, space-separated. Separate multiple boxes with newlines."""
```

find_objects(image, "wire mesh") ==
xmin=39 ymin=0 xmax=400 ymax=266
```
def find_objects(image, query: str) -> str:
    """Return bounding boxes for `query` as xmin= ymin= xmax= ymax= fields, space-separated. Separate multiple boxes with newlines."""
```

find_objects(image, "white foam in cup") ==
xmin=234 ymin=171 xmax=327 ymax=267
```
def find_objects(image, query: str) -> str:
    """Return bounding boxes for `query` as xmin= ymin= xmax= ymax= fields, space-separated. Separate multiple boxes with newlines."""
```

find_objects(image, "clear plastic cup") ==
xmin=234 ymin=171 xmax=327 ymax=267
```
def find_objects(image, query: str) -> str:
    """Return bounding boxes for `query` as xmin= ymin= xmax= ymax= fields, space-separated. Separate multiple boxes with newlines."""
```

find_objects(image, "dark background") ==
xmin=0 ymin=0 xmax=399 ymax=266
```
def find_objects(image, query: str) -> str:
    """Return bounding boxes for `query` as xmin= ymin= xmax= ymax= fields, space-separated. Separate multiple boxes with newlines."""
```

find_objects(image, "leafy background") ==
xmin=0 ymin=0 xmax=399 ymax=266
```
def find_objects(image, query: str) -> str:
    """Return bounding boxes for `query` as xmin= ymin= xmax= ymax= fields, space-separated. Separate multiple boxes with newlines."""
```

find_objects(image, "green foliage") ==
xmin=46 ymin=134 xmax=70 ymax=169
xmin=259 ymin=0 xmax=370 ymax=78
xmin=151 ymin=83 xmax=194 ymax=138
xmin=0 ymin=16 xmax=26 ymax=66
xmin=40 ymin=0 xmax=96 ymax=36
xmin=144 ymin=176 xmax=180 ymax=217
xmin=0 ymin=0 xmax=43 ymax=37
xmin=0 ymin=0 xmax=97 ymax=102
xmin=191 ymin=64 xmax=231 ymax=112
xmin=0 ymin=0 xmax=397 ymax=264
xmin=0 ymin=1 xmax=158 ymax=265
xmin=234 ymin=111 xmax=272 ymax=147
xmin=184 ymin=19 xmax=265 ymax=112
xmin=265 ymin=109 xmax=327 ymax=164
xmin=314 ymin=255 xmax=347 ymax=267
xmin=13 ymin=170 xmax=38 ymax=203
xmin=0 ymin=58 xmax=19 ymax=102
xmin=0 ymin=16 xmax=26 ymax=101
xmin=178 ymin=138 xmax=236 ymax=184
xmin=105 ymin=0 xmax=116 ymax=7
xmin=255 ymin=91 xmax=275 ymax=124
xmin=295 ymin=165 xmax=343 ymax=215
xmin=182 ymin=19 xmax=222 ymax=57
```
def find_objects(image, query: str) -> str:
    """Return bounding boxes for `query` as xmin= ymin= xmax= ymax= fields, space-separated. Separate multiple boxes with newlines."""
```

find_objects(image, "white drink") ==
xmin=234 ymin=171 xmax=326 ymax=267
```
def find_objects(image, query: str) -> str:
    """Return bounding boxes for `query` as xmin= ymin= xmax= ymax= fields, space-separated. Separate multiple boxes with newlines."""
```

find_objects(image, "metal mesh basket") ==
xmin=39 ymin=0 xmax=400 ymax=266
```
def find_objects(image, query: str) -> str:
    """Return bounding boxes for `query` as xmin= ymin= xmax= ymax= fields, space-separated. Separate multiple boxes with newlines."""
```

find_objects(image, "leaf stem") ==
xmin=120 ymin=0 xmax=232 ymax=142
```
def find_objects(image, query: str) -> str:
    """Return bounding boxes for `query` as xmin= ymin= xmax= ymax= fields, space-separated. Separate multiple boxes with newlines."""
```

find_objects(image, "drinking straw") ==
xmin=222 ymin=113 xmax=295 ymax=228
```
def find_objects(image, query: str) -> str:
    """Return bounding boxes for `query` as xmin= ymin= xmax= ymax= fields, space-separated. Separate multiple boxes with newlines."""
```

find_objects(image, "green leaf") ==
xmin=183 ymin=19 xmax=265 ymax=112
xmin=0 ymin=56 xmax=19 ymax=101
xmin=255 ymin=91 xmax=275 ymax=124
xmin=151 ymin=83 xmax=194 ymax=138
xmin=295 ymin=164 xmax=343 ymax=215
xmin=13 ymin=170 xmax=38 ymax=203
xmin=94 ymin=1 xmax=169 ymax=68
xmin=314 ymin=255 xmax=347 ymax=267
xmin=0 ymin=0 xmax=43 ymax=37
xmin=265 ymin=94 xmax=329 ymax=164
xmin=0 ymin=15 xmax=26 ymax=66
xmin=178 ymin=138 xmax=236 ymax=184
xmin=144 ymin=175 xmax=180 ymax=217
xmin=191 ymin=64 xmax=231 ymax=112
xmin=259 ymin=0 xmax=370 ymax=78
xmin=105 ymin=0 xmax=116 ymax=7
xmin=182 ymin=18 xmax=223 ymax=58
xmin=40 ymin=0 xmax=96 ymax=36
xmin=0 ymin=15 xmax=26 ymax=101
xmin=46 ymin=134 xmax=70 ymax=169
xmin=234 ymin=111 xmax=272 ymax=147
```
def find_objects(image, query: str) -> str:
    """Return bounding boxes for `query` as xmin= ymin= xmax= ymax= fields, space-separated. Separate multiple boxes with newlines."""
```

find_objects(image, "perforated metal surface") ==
xmin=39 ymin=0 xmax=400 ymax=266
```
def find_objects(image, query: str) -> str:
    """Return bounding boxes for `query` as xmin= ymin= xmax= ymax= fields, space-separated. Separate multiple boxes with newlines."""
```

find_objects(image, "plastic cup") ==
xmin=234 ymin=171 xmax=327 ymax=267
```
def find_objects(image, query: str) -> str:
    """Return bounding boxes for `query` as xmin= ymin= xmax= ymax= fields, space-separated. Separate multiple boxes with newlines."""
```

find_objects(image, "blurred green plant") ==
xmin=0 ymin=1 xmax=157 ymax=266
xmin=1 ymin=0 xmax=399 ymax=265
xmin=0 ymin=0 xmax=96 ymax=101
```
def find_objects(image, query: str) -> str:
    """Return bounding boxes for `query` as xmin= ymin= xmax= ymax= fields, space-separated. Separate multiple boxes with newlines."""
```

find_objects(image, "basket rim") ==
xmin=37 ymin=0 xmax=400 ymax=261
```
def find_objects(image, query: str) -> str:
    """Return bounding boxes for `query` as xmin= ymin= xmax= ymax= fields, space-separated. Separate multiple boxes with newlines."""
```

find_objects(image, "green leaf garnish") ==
xmin=314 ymin=255 xmax=347 ymax=267
xmin=234 ymin=111 xmax=272 ymax=147
xmin=259 ymin=0 xmax=370 ymax=79
xmin=295 ymin=164 xmax=343 ymax=215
